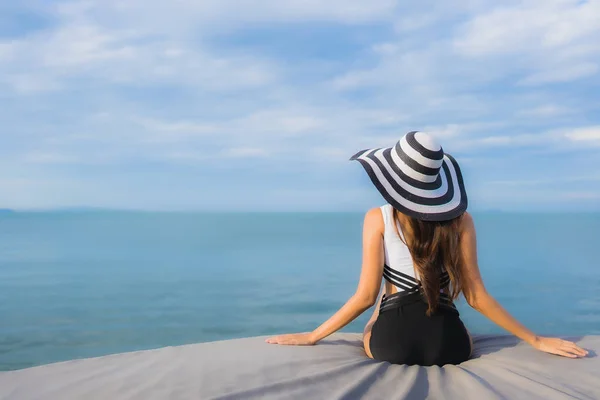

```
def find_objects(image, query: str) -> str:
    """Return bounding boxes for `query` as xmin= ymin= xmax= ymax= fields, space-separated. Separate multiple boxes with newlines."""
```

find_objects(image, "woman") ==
xmin=266 ymin=131 xmax=588 ymax=365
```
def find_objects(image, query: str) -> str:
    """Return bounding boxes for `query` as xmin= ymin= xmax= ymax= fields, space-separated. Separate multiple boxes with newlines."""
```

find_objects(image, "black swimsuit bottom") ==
xmin=369 ymin=290 xmax=471 ymax=366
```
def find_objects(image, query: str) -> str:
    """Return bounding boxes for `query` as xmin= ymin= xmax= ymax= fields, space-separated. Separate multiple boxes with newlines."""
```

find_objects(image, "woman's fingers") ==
xmin=265 ymin=333 xmax=313 ymax=345
xmin=561 ymin=341 xmax=587 ymax=357
xmin=558 ymin=339 xmax=585 ymax=355
xmin=265 ymin=336 xmax=280 ymax=344
xmin=559 ymin=348 xmax=581 ymax=358
xmin=266 ymin=336 xmax=287 ymax=344
xmin=536 ymin=337 xmax=588 ymax=358
xmin=554 ymin=349 xmax=579 ymax=358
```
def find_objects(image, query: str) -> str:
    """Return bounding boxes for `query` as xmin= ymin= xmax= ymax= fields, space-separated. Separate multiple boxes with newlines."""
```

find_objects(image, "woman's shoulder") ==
xmin=364 ymin=206 xmax=384 ymax=222
xmin=363 ymin=207 xmax=385 ymax=233
xmin=459 ymin=211 xmax=475 ymax=233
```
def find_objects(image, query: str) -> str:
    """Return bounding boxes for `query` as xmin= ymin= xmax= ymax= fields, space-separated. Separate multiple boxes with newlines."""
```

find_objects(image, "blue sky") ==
xmin=1 ymin=0 xmax=599 ymax=211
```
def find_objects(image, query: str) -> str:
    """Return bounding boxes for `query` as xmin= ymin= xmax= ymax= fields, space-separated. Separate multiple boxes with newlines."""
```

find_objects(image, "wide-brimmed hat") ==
xmin=350 ymin=131 xmax=467 ymax=221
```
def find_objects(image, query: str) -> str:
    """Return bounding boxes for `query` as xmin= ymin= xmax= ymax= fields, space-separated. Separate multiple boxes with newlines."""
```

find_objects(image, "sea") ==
xmin=1 ymin=211 xmax=599 ymax=371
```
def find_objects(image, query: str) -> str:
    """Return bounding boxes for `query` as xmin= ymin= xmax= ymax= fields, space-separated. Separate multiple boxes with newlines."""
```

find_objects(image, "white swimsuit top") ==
xmin=380 ymin=204 xmax=450 ymax=295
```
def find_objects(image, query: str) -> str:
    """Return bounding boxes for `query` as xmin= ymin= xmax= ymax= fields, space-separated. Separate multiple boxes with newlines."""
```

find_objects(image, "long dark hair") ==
xmin=392 ymin=209 xmax=464 ymax=316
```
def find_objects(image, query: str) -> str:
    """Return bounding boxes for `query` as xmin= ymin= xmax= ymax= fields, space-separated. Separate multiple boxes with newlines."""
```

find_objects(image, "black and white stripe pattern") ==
xmin=350 ymin=131 xmax=467 ymax=221
xmin=380 ymin=264 xmax=456 ymax=314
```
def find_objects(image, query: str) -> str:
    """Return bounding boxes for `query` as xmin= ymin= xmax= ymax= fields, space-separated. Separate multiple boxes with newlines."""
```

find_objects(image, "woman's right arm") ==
xmin=459 ymin=212 xmax=587 ymax=359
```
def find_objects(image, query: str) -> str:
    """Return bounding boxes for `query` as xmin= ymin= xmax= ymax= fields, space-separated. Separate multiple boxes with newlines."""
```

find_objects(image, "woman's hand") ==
xmin=265 ymin=333 xmax=317 ymax=346
xmin=532 ymin=336 xmax=588 ymax=358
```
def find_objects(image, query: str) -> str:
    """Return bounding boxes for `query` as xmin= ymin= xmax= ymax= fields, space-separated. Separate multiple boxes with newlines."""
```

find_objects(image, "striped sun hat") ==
xmin=350 ymin=131 xmax=467 ymax=222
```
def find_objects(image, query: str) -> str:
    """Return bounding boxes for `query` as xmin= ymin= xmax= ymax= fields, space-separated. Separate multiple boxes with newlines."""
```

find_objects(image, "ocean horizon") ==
xmin=1 ymin=211 xmax=599 ymax=371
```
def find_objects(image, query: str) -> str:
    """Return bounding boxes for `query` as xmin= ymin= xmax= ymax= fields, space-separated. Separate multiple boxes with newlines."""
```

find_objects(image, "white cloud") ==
xmin=24 ymin=152 xmax=82 ymax=164
xmin=331 ymin=0 xmax=600 ymax=108
xmin=454 ymin=0 xmax=600 ymax=86
xmin=0 ymin=3 xmax=281 ymax=94
xmin=0 ymin=42 xmax=17 ymax=61
xmin=133 ymin=117 xmax=218 ymax=141
xmin=487 ymin=174 xmax=600 ymax=186
xmin=151 ymin=147 xmax=269 ymax=163
xmin=78 ymin=0 xmax=398 ymax=29
xmin=422 ymin=124 xmax=482 ymax=139
xmin=232 ymin=110 xmax=326 ymax=137
xmin=451 ymin=133 xmax=548 ymax=150
xmin=562 ymin=192 xmax=600 ymax=200
xmin=452 ymin=125 xmax=600 ymax=150
xmin=477 ymin=136 xmax=513 ymax=146
xmin=42 ymin=24 xmax=136 ymax=68
xmin=393 ymin=14 xmax=438 ymax=32
xmin=223 ymin=148 xmax=269 ymax=158
xmin=132 ymin=109 xmax=329 ymax=144
xmin=519 ymin=62 xmax=598 ymax=85
xmin=5 ymin=73 xmax=62 ymax=94
xmin=564 ymin=126 xmax=600 ymax=142
xmin=1 ymin=0 xmax=600 ymax=210
xmin=308 ymin=147 xmax=350 ymax=159
xmin=454 ymin=1 xmax=600 ymax=56
xmin=160 ymin=152 xmax=209 ymax=163
xmin=517 ymin=104 xmax=572 ymax=117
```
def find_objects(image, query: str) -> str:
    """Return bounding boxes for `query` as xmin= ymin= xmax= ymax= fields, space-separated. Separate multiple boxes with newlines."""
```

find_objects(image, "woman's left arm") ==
xmin=266 ymin=208 xmax=385 ymax=345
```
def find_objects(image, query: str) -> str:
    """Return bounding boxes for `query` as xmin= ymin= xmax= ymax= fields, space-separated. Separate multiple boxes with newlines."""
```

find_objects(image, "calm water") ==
xmin=0 ymin=211 xmax=599 ymax=371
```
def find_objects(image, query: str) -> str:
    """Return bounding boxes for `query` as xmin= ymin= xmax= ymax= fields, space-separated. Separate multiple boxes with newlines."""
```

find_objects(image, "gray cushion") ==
xmin=1 ymin=333 xmax=598 ymax=399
